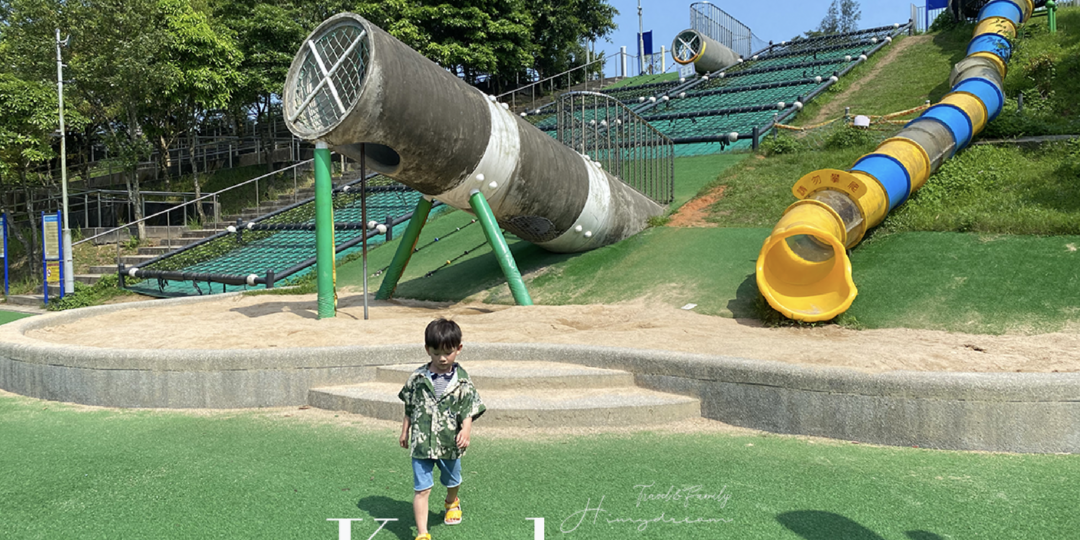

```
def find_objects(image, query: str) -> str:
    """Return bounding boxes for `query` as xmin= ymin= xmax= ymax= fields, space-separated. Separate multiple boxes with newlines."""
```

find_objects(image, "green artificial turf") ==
xmin=0 ymin=310 xmax=31 ymax=325
xmin=842 ymin=231 xmax=1080 ymax=333
xmin=0 ymin=392 xmax=1077 ymax=539
xmin=670 ymin=153 xmax=749 ymax=212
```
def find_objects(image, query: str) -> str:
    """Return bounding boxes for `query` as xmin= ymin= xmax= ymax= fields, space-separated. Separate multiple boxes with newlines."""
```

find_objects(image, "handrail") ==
xmin=74 ymin=158 xmax=316 ymax=246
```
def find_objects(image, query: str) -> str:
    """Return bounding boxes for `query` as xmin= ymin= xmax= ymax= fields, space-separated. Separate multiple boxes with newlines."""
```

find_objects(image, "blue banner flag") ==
xmin=927 ymin=0 xmax=948 ymax=9
xmin=639 ymin=31 xmax=653 ymax=56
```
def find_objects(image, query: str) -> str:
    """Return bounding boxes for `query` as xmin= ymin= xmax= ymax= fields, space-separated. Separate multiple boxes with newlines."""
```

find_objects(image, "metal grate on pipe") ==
xmin=557 ymin=92 xmax=675 ymax=205
xmin=287 ymin=20 xmax=370 ymax=134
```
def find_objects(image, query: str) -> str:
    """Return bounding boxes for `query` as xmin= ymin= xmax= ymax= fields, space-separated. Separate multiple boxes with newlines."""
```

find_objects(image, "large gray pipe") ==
xmin=671 ymin=29 xmax=741 ymax=75
xmin=283 ymin=13 xmax=663 ymax=253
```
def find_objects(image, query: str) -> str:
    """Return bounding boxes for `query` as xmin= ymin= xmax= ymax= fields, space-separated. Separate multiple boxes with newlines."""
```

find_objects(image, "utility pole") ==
xmin=56 ymin=28 xmax=74 ymax=297
xmin=638 ymin=0 xmax=645 ymax=75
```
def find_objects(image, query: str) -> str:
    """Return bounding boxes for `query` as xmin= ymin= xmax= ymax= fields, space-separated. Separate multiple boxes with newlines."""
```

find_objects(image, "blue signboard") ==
xmin=927 ymin=0 xmax=949 ymax=9
xmin=639 ymin=31 xmax=653 ymax=57
xmin=42 ymin=211 xmax=63 ymax=304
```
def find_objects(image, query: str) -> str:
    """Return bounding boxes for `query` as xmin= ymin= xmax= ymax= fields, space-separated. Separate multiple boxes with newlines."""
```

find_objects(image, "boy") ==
xmin=398 ymin=318 xmax=485 ymax=540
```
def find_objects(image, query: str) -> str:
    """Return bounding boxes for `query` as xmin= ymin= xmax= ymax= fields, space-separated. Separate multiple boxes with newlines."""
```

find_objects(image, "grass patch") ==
xmin=793 ymin=30 xmax=971 ymax=124
xmin=843 ymin=231 xmax=1080 ymax=333
xmin=602 ymin=71 xmax=681 ymax=90
xmin=0 ymin=310 xmax=31 ymax=325
xmin=670 ymin=153 xmax=749 ymax=211
xmin=1 ymin=392 xmax=1078 ymax=539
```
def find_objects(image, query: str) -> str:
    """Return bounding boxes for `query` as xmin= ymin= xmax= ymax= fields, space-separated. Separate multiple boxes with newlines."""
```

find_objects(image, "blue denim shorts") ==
xmin=411 ymin=458 xmax=462 ymax=492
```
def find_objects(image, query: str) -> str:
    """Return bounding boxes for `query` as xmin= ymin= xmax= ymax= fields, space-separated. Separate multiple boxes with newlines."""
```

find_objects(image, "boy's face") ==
xmin=426 ymin=344 xmax=462 ymax=373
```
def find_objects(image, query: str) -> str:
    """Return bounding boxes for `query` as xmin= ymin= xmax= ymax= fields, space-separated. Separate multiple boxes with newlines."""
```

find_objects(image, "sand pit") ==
xmin=18 ymin=290 xmax=1080 ymax=373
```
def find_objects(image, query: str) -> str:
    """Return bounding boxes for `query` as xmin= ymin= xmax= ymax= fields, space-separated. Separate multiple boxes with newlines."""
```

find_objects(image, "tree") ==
xmin=524 ymin=0 xmax=616 ymax=83
xmin=815 ymin=0 xmax=861 ymax=35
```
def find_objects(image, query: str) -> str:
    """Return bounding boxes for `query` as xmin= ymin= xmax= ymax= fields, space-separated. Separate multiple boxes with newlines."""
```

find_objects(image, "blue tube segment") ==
xmin=979 ymin=1 xmax=1023 ymax=24
xmin=851 ymin=154 xmax=911 ymax=211
xmin=953 ymin=78 xmax=1005 ymax=121
xmin=921 ymin=104 xmax=974 ymax=150
xmin=967 ymin=34 xmax=1013 ymax=63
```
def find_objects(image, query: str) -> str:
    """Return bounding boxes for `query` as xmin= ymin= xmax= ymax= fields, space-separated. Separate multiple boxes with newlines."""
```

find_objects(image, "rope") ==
xmin=370 ymin=219 xmax=479 ymax=278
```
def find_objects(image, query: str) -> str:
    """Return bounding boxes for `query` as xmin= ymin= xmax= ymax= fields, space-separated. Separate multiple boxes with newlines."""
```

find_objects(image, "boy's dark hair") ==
xmin=425 ymin=318 xmax=462 ymax=350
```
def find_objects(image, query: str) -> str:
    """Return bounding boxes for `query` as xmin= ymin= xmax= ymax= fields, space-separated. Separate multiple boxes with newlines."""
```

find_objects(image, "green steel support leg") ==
xmin=315 ymin=142 xmax=336 ymax=319
xmin=468 ymin=191 xmax=533 ymax=306
xmin=1048 ymin=1 xmax=1057 ymax=33
xmin=376 ymin=196 xmax=433 ymax=300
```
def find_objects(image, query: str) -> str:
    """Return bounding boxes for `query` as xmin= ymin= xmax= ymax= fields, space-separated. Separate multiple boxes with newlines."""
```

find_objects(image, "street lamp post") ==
xmin=56 ymin=28 xmax=74 ymax=296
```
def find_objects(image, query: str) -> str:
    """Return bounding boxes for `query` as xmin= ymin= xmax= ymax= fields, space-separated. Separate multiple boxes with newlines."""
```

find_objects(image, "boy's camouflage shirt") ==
xmin=398 ymin=363 xmax=486 ymax=460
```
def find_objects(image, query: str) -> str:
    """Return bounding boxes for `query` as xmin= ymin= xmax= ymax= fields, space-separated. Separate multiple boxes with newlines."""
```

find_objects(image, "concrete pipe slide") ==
xmin=671 ymin=29 xmax=742 ymax=75
xmin=756 ymin=0 xmax=1032 ymax=321
xmin=282 ymin=13 xmax=663 ymax=253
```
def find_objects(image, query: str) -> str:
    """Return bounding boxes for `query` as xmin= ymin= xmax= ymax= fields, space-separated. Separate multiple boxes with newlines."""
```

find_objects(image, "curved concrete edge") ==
xmin=1 ymin=316 xmax=1078 ymax=452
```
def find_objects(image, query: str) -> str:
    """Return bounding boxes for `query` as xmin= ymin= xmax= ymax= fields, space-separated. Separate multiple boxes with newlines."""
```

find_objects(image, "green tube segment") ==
xmin=469 ymin=191 xmax=533 ymax=306
xmin=375 ymin=196 xmax=433 ymax=300
xmin=315 ymin=143 xmax=336 ymax=319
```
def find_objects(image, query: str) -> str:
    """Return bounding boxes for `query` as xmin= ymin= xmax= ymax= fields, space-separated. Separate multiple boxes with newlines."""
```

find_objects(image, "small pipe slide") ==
xmin=756 ymin=0 xmax=1032 ymax=321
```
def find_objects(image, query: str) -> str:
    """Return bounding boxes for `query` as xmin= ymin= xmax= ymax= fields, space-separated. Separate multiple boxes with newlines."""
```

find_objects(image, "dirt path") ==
xmin=668 ymin=186 xmax=726 ymax=227
xmin=805 ymin=35 xmax=931 ymax=126
xmin=16 ymin=292 xmax=1080 ymax=374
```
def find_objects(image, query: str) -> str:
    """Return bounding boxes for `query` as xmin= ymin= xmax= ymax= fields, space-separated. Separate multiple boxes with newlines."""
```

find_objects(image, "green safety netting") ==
xmin=522 ymin=25 xmax=904 ymax=155
xmin=125 ymin=175 xmax=423 ymax=297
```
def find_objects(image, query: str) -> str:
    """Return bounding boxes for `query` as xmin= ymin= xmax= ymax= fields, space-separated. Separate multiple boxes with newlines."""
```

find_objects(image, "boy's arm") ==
xmin=455 ymin=416 xmax=472 ymax=449
xmin=399 ymin=417 xmax=410 ymax=449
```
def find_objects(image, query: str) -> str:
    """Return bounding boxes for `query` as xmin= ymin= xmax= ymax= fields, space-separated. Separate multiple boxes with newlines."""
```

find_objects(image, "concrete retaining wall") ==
xmin=1 ymin=297 xmax=1077 ymax=453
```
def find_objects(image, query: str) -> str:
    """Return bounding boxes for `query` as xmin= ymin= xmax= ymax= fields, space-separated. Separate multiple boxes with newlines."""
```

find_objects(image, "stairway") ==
xmin=309 ymin=361 xmax=700 ymax=428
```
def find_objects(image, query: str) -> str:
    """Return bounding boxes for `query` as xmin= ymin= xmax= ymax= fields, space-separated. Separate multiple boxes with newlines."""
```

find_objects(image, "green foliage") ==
xmin=759 ymin=133 xmax=805 ymax=156
xmin=928 ymin=9 xmax=960 ymax=33
xmin=45 ymin=273 xmax=135 ymax=311
xmin=824 ymin=125 xmax=876 ymax=150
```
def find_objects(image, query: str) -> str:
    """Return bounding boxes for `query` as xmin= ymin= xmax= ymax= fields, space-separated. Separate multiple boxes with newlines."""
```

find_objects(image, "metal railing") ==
xmin=73 ymin=158 xmax=327 ymax=272
xmin=690 ymin=2 xmax=768 ymax=58
xmin=557 ymin=91 xmax=675 ymax=205
xmin=496 ymin=57 xmax=611 ymax=114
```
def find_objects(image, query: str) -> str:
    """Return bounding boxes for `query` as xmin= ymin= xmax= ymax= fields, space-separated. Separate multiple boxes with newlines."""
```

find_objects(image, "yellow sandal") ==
xmin=444 ymin=497 xmax=462 ymax=525
xmin=414 ymin=534 xmax=431 ymax=540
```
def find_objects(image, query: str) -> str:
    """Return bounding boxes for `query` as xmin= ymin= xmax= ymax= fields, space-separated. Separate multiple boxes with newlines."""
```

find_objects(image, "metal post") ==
xmin=56 ymin=28 xmax=75 ymax=297
xmin=376 ymin=197 xmax=432 ymax=300
xmin=314 ymin=142 xmax=336 ymax=319
xmin=385 ymin=213 xmax=393 ymax=241
xmin=469 ymin=191 xmax=532 ymax=306
xmin=361 ymin=147 xmax=369 ymax=320
xmin=2 ymin=213 xmax=8 ymax=297
xmin=661 ymin=45 xmax=666 ymax=72
xmin=638 ymin=0 xmax=645 ymax=75
xmin=1048 ymin=0 xmax=1057 ymax=33
xmin=621 ymin=46 xmax=627 ymax=77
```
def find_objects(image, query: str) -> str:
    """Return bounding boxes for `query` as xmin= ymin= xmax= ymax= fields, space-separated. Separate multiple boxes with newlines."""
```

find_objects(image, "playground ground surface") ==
xmin=19 ymin=292 xmax=1080 ymax=374
xmin=0 ymin=388 xmax=1076 ymax=540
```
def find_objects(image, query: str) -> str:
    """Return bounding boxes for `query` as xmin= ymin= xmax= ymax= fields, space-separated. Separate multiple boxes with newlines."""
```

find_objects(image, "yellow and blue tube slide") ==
xmin=755 ymin=0 xmax=1031 ymax=322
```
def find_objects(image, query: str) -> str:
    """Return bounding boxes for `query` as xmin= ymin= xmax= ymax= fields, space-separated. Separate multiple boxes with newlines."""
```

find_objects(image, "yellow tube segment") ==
xmin=940 ymin=91 xmax=989 ymax=135
xmin=755 ymin=199 xmax=855 ymax=321
xmin=791 ymin=168 xmax=889 ymax=243
xmin=974 ymin=17 xmax=1017 ymax=40
xmin=969 ymin=51 xmax=1007 ymax=78
xmin=877 ymin=137 xmax=932 ymax=192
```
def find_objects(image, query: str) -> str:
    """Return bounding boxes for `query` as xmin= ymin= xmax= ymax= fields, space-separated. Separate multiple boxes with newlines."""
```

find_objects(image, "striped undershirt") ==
xmin=429 ymin=366 xmax=455 ymax=399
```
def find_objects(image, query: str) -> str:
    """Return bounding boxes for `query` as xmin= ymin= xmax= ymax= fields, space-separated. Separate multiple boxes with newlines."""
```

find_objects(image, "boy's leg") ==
xmin=414 ymin=488 xmax=431 ymax=536
xmin=436 ymin=459 xmax=464 ymax=525
xmin=412 ymin=458 xmax=437 ymax=537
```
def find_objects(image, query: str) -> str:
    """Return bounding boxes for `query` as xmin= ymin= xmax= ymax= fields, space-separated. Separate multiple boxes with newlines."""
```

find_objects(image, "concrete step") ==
xmin=310 ymin=382 xmax=699 ymax=428
xmin=5 ymin=294 xmax=44 ymax=307
xmin=89 ymin=265 xmax=121 ymax=274
xmin=137 ymin=246 xmax=174 ymax=256
xmin=119 ymin=255 xmax=158 ymax=266
xmin=374 ymin=361 xmax=635 ymax=390
xmin=180 ymin=229 xmax=221 ymax=239
xmin=309 ymin=361 xmax=700 ymax=428
xmin=76 ymin=274 xmax=102 ymax=285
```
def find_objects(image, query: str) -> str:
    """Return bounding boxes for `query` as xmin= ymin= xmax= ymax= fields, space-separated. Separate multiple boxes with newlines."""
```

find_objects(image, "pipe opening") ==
xmin=785 ymin=234 xmax=835 ymax=262
xmin=285 ymin=18 xmax=371 ymax=137
xmin=333 ymin=143 xmax=402 ymax=175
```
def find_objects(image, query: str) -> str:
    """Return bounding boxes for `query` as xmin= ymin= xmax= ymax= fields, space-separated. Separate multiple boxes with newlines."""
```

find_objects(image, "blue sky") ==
xmin=595 ymin=1 xmax=916 ymax=75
